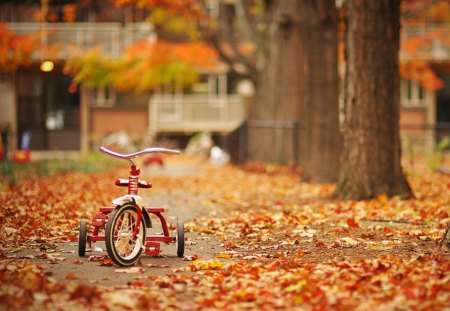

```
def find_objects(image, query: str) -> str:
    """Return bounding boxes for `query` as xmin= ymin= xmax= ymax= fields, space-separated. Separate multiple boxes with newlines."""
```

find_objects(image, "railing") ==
xmin=7 ymin=22 xmax=155 ymax=59
xmin=7 ymin=22 xmax=448 ymax=62
xmin=149 ymin=94 xmax=246 ymax=134
xmin=400 ymin=24 xmax=450 ymax=61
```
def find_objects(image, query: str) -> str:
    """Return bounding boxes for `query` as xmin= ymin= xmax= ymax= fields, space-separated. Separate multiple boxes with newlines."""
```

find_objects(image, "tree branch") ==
xmin=234 ymin=0 xmax=258 ymax=41
xmin=219 ymin=4 xmax=257 ymax=78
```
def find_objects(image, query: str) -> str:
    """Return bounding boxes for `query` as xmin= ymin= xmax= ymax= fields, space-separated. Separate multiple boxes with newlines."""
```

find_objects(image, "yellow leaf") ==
xmin=190 ymin=259 xmax=227 ymax=271
xmin=285 ymin=280 xmax=307 ymax=292
xmin=217 ymin=252 xmax=233 ymax=259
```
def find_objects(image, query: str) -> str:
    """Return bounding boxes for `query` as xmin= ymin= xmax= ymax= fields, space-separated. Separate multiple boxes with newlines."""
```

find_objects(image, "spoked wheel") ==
xmin=176 ymin=221 xmax=185 ymax=257
xmin=78 ymin=220 xmax=88 ymax=256
xmin=105 ymin=203 xmax=146 ymax=266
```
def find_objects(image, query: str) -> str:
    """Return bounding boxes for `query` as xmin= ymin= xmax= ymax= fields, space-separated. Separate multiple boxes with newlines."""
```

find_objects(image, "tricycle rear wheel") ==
xmin=177 ymin=221 xmax=184 ymax=257
xmin=78 ymin=220 xmax=87 ymax=256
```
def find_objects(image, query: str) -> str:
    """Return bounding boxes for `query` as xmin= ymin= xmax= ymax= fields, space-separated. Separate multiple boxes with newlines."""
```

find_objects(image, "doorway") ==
xmin=436 ymin=73 xmax=450 ymax=145
xmin=17 ymin=64 xmax=80 ymax=151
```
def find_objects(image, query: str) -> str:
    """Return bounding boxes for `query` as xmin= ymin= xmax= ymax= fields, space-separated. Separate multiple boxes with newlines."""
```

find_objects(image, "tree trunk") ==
xmin=248 ymin=0 xmax=340 ymax=183
xmin=301 ymin=0 xmax=340 ymax=182
xmin=335 ymin=0 xmax=413 ymax=200
xmin=248 ymin=0 xmax=304 ymax=165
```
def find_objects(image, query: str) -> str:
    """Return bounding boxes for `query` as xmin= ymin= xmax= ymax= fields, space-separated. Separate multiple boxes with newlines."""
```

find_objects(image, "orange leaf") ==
xmin=65 ymin=273 xmax=79 ymax=280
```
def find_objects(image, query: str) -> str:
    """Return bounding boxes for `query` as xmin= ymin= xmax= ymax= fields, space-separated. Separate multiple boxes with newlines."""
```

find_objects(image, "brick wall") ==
xmin=91 ymin=108 xmax=148 ymax=146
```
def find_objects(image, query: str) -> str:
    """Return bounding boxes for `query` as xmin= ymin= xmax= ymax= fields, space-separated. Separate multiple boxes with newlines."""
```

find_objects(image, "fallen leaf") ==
xmin=65 ymin=273 xmax=79 ymax=280
xmin=182 ymin=255 xmax=199 ymax=261
xmin=217 ymin=252 xmax=233 ymax=259
xmin=346 ymin=217 xmax=360 ymax=229
xmin=145 ymin=263 xmax=169 ymax=268
xmin=340 ymin=237 xmax=359 ymax=247
xmin=115 ymin=267 xmax=145 ymax=273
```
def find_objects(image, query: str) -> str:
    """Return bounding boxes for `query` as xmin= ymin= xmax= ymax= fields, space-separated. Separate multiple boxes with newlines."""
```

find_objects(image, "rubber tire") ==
xmin=105 ymin=203 xmax=146 ymax=266
xmin=176 ymin=221 xmax=185 ymax=257
xmin=78 ymin=220 xmax=87 ymax=257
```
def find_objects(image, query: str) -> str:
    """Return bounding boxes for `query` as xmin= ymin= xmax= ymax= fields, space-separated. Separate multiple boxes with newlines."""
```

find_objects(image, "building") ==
xmin=0 ymin=0 xmax=246 ymax=158
xmin=0 ymin=1 xmax=449 ymax=159
xmin=399 ymin=24 xmax=450 ymax=152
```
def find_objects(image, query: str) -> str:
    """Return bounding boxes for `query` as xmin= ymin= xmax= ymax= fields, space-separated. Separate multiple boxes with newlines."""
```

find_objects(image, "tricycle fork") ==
xmin=133 ymin=204 xmax=143 ymax=240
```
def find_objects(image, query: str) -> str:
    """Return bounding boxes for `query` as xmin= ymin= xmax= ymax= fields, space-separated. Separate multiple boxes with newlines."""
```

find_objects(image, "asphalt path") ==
xmin=11 ymin=159 xmax=226 ymax=286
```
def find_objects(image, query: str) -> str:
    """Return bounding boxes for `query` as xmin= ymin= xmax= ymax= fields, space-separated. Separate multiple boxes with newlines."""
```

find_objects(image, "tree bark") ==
xmin=335 ymin=0 xmax=413 ymax=200
xmin=248 ymin=0 xmax=340 ymax=183
xmin=248 ymin=0 xmax=304 ymax=164
xmin=301 ymin=0 xmax=340 ymax=182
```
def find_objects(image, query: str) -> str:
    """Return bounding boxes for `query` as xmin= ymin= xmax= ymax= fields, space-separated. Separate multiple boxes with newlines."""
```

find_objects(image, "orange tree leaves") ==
xmin=64 ymin=40 xmax=217 ymax=92
xmin=400 ymin=0 xmax=450 ymax=90
xmin=0 ymin=23 xmax=40 ymax=72
xmin=63 ymin=47 xmax=122 ymax=88
xmin=117 ymin=39 xmax=217 ymax=92
xmin=400 ymin=60 xmax=444 ymax=91
xmin=399 ymin=25 xmax=447 ymax=91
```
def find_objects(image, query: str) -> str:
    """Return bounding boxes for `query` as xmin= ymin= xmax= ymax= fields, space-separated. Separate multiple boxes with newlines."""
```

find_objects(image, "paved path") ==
xmin=13 ymin=159 xmax=226 ymax=286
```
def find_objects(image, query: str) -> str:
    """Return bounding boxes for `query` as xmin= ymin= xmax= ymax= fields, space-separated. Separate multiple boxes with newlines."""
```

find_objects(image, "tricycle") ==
xmin=78 ymin=146 xmax=184 ymax=266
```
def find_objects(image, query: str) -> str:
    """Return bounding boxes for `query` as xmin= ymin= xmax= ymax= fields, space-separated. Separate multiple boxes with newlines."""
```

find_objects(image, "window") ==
xmin=401 ymin=79 xmax=427 ymax=108
xmin=91 ymin=86 xmax=115 ymax=107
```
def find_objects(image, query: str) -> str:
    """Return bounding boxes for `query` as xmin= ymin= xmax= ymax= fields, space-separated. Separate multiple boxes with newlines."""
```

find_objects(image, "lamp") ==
xmin=40 ymin=60 xmax=54 ymax=72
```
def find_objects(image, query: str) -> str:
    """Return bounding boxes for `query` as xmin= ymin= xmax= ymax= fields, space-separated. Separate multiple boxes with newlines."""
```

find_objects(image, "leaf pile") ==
xmin=1 ymin=160 xmax=450 ymax=310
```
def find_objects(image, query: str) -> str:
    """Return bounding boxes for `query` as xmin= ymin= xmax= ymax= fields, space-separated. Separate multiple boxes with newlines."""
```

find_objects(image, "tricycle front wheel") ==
xmin=105 ymin=203 xmax=146 ymax=266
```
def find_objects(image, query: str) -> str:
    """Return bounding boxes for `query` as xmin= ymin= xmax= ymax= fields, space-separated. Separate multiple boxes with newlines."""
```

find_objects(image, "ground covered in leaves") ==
xmin=1 ymin=157 xmax=449 ymax=310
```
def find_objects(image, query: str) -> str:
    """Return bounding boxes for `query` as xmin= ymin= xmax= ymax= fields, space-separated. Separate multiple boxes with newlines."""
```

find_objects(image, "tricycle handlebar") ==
xmin=99 ymin=146 xmax=180 ymax=160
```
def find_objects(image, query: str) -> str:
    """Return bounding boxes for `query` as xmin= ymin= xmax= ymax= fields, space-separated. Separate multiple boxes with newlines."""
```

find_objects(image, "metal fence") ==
xmin=230 ymin=122 xmax=450 ymax=166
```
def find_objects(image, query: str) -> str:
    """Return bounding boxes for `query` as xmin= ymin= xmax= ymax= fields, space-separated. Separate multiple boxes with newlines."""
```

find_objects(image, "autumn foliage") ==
xmin=399 ymin=0 xmax=450 ymax=90
xmin=64 ymin=40 xmax=217 ymax=91
xmin=399 ymin=25 xmax=447 ymax=90
xmin=0 ymin=23 xmax=40 ymax=72
xmin=1 ymin=0 xmax=449 ymax=94
xmin=1 ymin=158 xmax=449 ymax=309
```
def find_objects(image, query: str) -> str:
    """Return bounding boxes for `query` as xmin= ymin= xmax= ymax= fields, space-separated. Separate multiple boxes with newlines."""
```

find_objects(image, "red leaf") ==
xmin=65 ymin=273 xmax=79 ymax=280
xmin=346 ymin=217 xmax=360 ymax=229
xmin=315 ymin=241 xmax=326 ymax=248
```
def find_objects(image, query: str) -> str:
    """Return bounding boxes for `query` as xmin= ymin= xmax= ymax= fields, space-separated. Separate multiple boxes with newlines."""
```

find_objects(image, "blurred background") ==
xmin=0 ymin=0 xmax=449 ymax=170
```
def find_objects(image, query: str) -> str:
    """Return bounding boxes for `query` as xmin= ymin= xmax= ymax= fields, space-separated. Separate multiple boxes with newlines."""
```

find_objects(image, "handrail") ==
xmin=99 ymin=146 xmax=180 ymax=161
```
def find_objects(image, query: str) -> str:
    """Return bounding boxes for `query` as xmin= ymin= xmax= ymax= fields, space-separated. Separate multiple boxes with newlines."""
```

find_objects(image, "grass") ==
xmin=0 ymin=152 xmax=117 ymax=186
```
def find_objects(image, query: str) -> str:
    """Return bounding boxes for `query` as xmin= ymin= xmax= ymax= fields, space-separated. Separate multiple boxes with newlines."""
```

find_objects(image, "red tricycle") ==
xmin=78 ymin=146 xmax=184 ymax=266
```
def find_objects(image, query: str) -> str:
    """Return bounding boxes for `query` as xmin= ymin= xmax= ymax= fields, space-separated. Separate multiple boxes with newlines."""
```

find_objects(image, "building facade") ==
xmin=0 ymin=1 xmax=449 ymax=158
xmin=0 ymin=1 xmax=246 ymax=157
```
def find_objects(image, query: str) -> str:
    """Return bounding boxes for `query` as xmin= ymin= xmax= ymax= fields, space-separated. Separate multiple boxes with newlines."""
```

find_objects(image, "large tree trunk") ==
xmin=248 ymin=0 xmax=304 ymax=164
xmin=335 ymin=0 xmax=413 ymax=200
xmin=301 ymin=0 xmax=340 ymax=182
xmin=248 ymin=0 xmax=340 ymax=183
